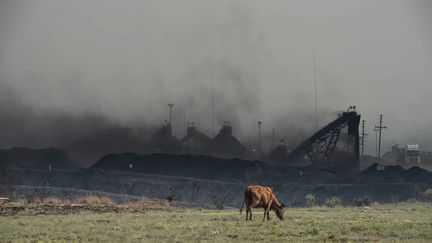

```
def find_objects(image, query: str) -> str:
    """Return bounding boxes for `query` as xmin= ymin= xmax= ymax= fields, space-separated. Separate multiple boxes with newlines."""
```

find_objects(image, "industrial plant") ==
xmin=144 ymin=106 xmax=361 ymax=171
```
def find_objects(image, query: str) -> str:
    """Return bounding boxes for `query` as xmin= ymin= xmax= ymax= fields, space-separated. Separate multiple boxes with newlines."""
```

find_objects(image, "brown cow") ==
xmin=239 ymin=185 xmax=285 ymax=221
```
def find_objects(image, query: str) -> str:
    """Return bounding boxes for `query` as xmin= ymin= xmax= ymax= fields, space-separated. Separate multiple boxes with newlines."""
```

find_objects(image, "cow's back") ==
xmin=246 ymin=185 xmax=273 ymax=206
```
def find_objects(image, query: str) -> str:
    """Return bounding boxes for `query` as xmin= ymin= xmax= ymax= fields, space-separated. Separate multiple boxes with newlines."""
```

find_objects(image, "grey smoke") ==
xmin=0 ymin=0 xmax=431 ymax=159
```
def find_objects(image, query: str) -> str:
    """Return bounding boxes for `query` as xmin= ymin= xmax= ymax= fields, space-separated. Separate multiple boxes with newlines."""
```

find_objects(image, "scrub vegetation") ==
xmin=1 ymin=201 xmax=432 ymax=242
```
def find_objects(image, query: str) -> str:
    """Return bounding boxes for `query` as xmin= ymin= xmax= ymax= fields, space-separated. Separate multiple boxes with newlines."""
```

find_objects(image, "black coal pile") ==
xmin=404 ymin=166 xmax=432 ymax=183
xmin=90 ymin=153 xmax=282 ymax=182
xmin=0 ymin=147 xmax=79 ymax=170
xmin=338 ymin=163 xmax=432 ymax=184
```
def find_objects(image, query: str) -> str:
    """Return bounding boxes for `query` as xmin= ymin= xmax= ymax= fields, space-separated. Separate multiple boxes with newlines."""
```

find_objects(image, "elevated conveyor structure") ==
xmin=286 ymin=109 xmax=361 ymax=169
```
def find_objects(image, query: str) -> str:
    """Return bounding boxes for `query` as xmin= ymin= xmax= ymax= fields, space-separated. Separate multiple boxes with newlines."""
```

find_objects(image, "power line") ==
xmin=384 ymin=118 xmax=429 ymax=132
xmin=385 ymin=115 xmax=430 ymax=127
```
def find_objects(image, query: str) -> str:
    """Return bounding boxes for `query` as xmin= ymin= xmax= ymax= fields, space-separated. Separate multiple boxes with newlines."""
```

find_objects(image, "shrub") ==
xmin=325 ymin=197 xmax=342 ymax=208
xmin=423 ymin=189 xmax=432 ymax=202
xmin=209 ymin=193 xmax=231 ymax=210
xmin=41 ymin=197 xmax=69 ymax=205
xmin=305 ymin=193 xmax=316 ymax=207
xmin=27 ymin=189 xmax=48 ymax=204
xmin=351 ymin=197 xmax=372 ymax=207
xmin=166 ymin=188 xmax=177 ymax=206
xmin=122 ymin=198 xmax=170 ymax=209
xmin=74 ymin=195 xmax=113 ymax=206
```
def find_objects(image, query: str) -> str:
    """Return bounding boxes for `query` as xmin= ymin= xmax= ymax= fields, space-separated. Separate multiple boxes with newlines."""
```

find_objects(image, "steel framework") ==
xmin=286 ymin=110 xmax=361 ymax=167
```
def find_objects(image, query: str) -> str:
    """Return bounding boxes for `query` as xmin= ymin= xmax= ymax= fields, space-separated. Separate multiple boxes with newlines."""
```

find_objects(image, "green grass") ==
xmin=1 ymin=202 xmax=432 ymax=242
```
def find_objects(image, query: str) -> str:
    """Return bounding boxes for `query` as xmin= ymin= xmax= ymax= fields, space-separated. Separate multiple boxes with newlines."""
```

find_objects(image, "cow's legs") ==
xmin=263 ymin=201 xmax=272 ymax=222
xmin=248 ymin=207 xmax=253 ymax=220
xmin=245 ymin=206 xmax=249 ymax=221
xmin=267 ymin=210 xmax=270 ymax=221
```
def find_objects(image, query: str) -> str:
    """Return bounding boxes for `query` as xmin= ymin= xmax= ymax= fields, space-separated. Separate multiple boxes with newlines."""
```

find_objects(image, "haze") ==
xmin=0 ymin=0 xmax=431 ymax=155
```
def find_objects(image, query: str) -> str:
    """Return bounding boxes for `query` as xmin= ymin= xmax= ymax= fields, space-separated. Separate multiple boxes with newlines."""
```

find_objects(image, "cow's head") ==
xmin=275 ymin=203 xmax=285 ymax=220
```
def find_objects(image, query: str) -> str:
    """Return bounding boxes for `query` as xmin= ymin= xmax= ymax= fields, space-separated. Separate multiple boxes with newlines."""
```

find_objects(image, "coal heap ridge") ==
xmin=92 ymin=156 xmax=432 ymax=185
xmin=91 ymin=153 xmax=272 ymax=181
xmin=338 ymin=163 xmax=432 ymax=184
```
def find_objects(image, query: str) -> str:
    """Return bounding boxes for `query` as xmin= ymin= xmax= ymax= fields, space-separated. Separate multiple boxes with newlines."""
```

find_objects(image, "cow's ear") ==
xmin=281 ymin=203 xmax=285 ymax=208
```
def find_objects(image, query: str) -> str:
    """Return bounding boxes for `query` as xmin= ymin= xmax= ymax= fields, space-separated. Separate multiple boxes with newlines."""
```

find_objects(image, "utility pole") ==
xmin=168 ymin=103 xmax=174 ymax=124
xmin=375 ymin=114 xmax=387 ymax=158
xmin=257 ymin=121 xmax=262 ymax=155
xmin=373 ymin=127 xmax=379 ymax=157
xmin=183 ymin=108 xmax=186 ymax=137
xmin=313 ymin=50 xmax=318 ymax=131
xmin=361 ymin=120 xmax=368 ymax=157
xmin=208 ymin=55 xmax=215 ymax=138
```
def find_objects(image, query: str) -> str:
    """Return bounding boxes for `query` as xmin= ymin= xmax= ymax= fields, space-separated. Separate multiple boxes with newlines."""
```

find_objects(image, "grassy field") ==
xmin=1 ymin=202 xmax=432 ymax=242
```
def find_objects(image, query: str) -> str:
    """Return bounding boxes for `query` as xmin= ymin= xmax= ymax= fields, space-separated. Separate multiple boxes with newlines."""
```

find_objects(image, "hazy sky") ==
xmin=0 ymin=0 xmax=431 ymax=154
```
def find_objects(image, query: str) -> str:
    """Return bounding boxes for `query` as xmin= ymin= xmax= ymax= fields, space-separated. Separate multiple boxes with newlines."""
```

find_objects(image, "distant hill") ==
xmin=0 ymin=147 xmax=80 ymax=170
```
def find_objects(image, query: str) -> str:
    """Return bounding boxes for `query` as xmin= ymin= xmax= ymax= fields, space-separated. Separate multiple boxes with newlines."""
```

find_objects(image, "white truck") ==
xmin=406 ymin=144 xmax=421 ymax=163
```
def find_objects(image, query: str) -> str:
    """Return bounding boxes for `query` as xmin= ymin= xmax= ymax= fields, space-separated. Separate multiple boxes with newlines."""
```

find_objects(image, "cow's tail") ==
xmin=239 ymin=196 xmax=246 ymax=214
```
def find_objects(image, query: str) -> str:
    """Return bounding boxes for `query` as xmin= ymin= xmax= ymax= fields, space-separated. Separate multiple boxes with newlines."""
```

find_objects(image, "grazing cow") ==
xmin=240 ymin=185 xmax=285 ymax=221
